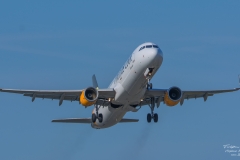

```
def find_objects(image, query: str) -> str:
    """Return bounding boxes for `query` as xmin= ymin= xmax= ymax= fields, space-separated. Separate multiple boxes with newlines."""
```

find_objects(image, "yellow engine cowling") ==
xmin=164 ymin=87 xmax=182 ymax=107
xmin=80 ymin=87 xmax=98 ymax=107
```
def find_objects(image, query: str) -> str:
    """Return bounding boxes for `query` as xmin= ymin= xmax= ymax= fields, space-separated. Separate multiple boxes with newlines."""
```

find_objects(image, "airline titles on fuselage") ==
xmin=110 ymin=53 xmax=135 ymax=86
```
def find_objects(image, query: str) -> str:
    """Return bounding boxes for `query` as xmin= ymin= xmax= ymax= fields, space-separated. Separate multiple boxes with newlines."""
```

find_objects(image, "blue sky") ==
xmin=0 ymin=1 xmax=240 ymax=160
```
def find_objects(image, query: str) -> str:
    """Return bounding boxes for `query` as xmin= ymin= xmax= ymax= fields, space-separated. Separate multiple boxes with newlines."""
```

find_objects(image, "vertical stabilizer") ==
xmin=92 ymin=74 xmax=99 ymax=89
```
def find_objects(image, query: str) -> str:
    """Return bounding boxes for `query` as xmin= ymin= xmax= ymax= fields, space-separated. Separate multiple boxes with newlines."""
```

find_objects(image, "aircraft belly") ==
xmin=105 ymin=109 xmax=127 ymax=128
xmin=114 ymin=78 xmax=146 ymax=104
xmin=113 ymin=83 xmax=129 ymax=104
xmin=91 ymin=105 xmax=127 ymax=129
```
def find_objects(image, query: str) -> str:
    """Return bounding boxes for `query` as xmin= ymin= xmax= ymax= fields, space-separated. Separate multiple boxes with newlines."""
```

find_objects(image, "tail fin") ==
xmin=92 ymin=74 xmax=99 ymax=89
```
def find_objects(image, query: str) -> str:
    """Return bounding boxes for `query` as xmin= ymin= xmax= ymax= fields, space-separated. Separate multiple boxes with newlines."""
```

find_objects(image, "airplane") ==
xmin=0 ymin=42 xmax=239 ymax=129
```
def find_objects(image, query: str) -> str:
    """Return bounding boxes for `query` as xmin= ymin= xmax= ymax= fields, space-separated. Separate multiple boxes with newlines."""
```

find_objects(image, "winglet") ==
xmin=92 ymin=74 xmax=99 ymax=89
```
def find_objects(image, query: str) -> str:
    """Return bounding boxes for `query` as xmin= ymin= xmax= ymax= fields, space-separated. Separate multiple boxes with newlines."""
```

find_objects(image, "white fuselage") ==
xmin=92 ymin=42 xmax=163 ymax=129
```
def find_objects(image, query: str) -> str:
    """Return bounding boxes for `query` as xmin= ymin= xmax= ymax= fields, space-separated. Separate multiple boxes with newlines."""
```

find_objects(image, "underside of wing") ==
xmin=0 ymin=89 xmax=82 ymax=101
xmin=0 ymin=88 xmax=115 ymax=106
xmin=179 ymin=88 xmax=240 ymax=105
xmin=143 ymin=87 xmax=240 ymax=106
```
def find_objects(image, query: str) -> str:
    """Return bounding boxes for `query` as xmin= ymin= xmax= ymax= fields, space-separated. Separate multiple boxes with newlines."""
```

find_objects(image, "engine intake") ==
xmin=80 ymin=87 xmax=98 ymax=107
xmin=164 ymin=87 xmax=182 ymax=107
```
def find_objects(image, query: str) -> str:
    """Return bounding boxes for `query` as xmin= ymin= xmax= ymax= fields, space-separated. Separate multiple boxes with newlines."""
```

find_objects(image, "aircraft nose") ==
xmin=158 ymin=48 xmax=163 ymax=59
xmin=147 ymin=48 xmax=163 ymax=64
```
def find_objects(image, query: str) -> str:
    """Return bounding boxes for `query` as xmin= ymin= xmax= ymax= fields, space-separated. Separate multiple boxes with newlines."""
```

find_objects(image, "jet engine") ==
xmin=80 ymin=87 xmax=98 ymax=107
xmin=164 ymin=87 xmax=182 ymax=107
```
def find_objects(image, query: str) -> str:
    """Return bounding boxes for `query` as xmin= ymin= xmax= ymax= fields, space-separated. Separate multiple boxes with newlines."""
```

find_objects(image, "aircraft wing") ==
xmin=143 ymin=88 xmax=240 ymax=106
xmin=0 ymin=88 xmax=115 ymax=105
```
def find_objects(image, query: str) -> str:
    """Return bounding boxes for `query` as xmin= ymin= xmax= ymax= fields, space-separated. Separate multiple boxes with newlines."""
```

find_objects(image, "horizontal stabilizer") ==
xmin=52 ymin=118 xmax=91 ymax=123
xmin=52 ymin=118 xmax=139 ymax=123
xmin=120 ymin=118 xmax=139 ymax=123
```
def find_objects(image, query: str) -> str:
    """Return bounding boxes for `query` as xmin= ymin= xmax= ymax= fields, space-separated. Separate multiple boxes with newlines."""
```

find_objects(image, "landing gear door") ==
xmin=144 ymin=68 xmax=150 ymax=77
xmin=144 ymin=68 xmax=154 ymax=79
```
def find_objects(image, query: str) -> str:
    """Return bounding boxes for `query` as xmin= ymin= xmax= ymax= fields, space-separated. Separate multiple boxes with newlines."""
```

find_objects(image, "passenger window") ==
xmin=146 ymin=45 xmax=152 ymax=48
xmin=153 ymin=45 xmax=159 ymax=48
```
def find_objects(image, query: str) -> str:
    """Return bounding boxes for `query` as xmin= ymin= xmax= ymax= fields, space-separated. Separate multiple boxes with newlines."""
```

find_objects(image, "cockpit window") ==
xmin=139 ymin=44 xmax=159 ymax=51
xmin=139 ymin=46 xmax=145 ymax=51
